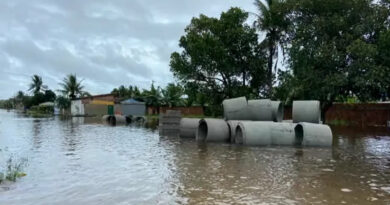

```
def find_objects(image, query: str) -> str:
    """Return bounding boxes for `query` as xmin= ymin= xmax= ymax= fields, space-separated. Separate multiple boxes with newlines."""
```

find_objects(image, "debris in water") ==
xmin=321 ymin=168 xmax=334 ymax=172
xmin=341 ymin=188 xmax=352 ymax=192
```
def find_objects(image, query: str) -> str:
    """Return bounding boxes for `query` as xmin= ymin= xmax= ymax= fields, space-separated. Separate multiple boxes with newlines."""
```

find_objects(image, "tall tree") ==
xmin=58 ymin=74 xmax=85 ymax=100
xmin=275 ymin=0 xmax=390 ymax=119
xmin=254 ymin=0 xmax=288 ymax=96
xmin=170 ymin=7 xmax=267 ymax=109
xmin=28 ymin=75 xmax=46 ymax=95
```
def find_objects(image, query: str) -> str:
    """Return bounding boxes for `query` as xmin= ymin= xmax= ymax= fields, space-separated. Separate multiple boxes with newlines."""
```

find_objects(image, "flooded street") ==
xmin=0 ymin=109 xmax=390 ymax=204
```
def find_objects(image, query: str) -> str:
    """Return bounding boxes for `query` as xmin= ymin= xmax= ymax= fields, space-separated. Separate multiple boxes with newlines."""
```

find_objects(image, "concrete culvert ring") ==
xmin=196 ymin=119 xmax=230 ymax=142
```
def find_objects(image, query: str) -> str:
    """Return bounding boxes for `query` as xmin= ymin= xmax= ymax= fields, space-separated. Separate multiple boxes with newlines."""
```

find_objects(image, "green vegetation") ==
xmin=58 ymin=74 xmax=89 ymax=100
xmin=0 ymin=154 xmax=27 ymax=184
xmin=2 ymin=1 xmax=389 ymax=119
xmin=168 ymin=0 xmax=390 ymax=118
xmin=0 ymin=74 xmax=86 ymax=117
xmin=111 ymin=82 xmax=186 ymax=107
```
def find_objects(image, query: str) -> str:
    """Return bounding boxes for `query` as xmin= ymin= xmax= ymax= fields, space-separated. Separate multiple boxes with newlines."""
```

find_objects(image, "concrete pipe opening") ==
xmin=292 ymin=101 xmax=321 ymax=123
xmin=271 ymin=101 xmax=284 ymax=122
xmin=235 ymin=125 xmax=244 ymax=144
xmin=294 ymin=123 xmax=333 ymax=147
xmin=235 ymin=121 xmax=273 ymax=146
xmin=227 ymin=120 xmax=246 ymax=143
xmin=196 ymin=119 xmax=230 ymax=142
xmin=180 ymin=118 xmax=201 ymax=138
xmin=223 ymin=97 xmax=249 ymax=120
xmin=247 ymin=99 xmax=273 ymax=121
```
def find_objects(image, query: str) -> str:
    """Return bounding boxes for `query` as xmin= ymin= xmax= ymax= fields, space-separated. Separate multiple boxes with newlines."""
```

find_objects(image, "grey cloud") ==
xmin=0 ymin=0 xmax=256 ymax=99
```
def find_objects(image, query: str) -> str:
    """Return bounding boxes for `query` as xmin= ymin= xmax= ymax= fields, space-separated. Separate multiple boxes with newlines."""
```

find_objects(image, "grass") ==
xmin=26 ymin=110 xmax=53 ymax=118
xmin=0 ymin=156 xmax=27 ymax=184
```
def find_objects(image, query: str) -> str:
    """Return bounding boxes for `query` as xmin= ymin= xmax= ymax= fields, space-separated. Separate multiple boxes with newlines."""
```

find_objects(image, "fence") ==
xmin=284 ymin=103 xmax=390 ymax=127
xmin=148 ymin=106 xmax=204 ymax=116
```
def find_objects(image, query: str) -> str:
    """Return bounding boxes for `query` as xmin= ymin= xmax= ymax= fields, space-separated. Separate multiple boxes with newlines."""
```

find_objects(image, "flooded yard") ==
xmin=0 ymin=109 xmax=390 ymax=204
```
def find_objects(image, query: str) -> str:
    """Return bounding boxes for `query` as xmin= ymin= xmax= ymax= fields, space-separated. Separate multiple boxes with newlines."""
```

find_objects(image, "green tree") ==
xmin=254 ymin=0 xmax=289 ymax=96
xmin=56 ymin=96 xmax=71 ymax=110
xmin=170 ymin=7 xmax=267 ymax=110
xmin=161 ymin=83 xmax=184 ymax=107
xmin=143 ymin=83 xmax=162 ymax=107
xmin=58 ymin=74 xmax=85 ymax=100
xmin=28 ymin=75 xmax=45 ymax=95
xmin=275 ymin=0 xmax=390 ymax=119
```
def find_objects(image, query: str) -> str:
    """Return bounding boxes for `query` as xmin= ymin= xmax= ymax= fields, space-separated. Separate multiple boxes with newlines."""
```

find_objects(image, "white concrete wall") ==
xmin=71 ymin=100 xmax=85 ymax=116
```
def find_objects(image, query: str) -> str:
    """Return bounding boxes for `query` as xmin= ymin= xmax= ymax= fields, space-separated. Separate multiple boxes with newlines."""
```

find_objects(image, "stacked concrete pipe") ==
xmin=196 ymin=119 xmax=230 ymax=142
xmin=293 ymin=100 xmax=321 ymax=123
xmin=271 ymin=101 xmax=284 ymax=122
xmin=295 ymin=123 xmax=333 ymax=146
xmin=247 ymin=99 xmax=273 ymax=121
xmin=223 ymin=97 xmax=249 ymax=120
xmin=179 ymin=118 xmax=201 ymax=138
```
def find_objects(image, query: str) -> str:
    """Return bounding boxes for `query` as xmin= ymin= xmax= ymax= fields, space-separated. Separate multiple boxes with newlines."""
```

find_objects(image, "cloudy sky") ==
xmin=0 ymin=0 xmax=257 ymax=99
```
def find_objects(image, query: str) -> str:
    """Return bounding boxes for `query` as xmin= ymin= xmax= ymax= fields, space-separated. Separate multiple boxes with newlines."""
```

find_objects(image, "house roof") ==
xmin=121 ymin=98 xmax=145 ymax=105
xmin=73 ymin=93 xmax=115 ymax=100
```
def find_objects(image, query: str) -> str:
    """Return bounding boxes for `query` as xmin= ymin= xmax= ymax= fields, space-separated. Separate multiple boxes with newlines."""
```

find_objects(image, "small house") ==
xmin=120 ymin=99 xmax=146 ymax=116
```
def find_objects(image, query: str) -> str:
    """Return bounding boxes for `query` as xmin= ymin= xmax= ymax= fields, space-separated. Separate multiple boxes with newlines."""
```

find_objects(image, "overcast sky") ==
xmin=0 ymin=0 xmax=257 ymax=99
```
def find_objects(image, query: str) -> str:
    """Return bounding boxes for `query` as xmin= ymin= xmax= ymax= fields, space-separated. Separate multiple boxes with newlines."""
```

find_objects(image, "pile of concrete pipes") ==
xmin=178 ymin=97 xmax=333 ymax=147
xmin=102 ymin=115 xmax=131 ymax=126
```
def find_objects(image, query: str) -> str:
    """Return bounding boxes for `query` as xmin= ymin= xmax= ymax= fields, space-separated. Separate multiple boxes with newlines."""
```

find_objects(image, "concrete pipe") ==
xmin=271 ymin=101 xmax=284 ymax=122
xmin=222 ymin=97 xmax=248 ymax=120
xmin=196 ymin=119 xmax=230 ymax=142
xmin=180 ymin=118 xmax=201 ymax=138
xmin=102 ymin=115 xmax=111 ymax=124
xmin=227 ymin=120 xmax=247 ymax=143
xmin=292 ymin=101 xmax=321 ymax=123
xmin=235 ymin=121 xmax=274 ymax=146
xmin=247 ymin=99 xmax=274 ymax=121
xmin=270 ymin=123 xmax=299 ymax=146
xmin=294 ymin=123 xmax=333 ymax=146
xmin=110 ymin=115 xmax=129 ymax=126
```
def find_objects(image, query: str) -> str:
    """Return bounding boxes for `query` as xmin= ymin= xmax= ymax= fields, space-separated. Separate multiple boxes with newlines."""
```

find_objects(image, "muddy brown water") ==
xmin=0 ymin=109 xmax=390 ymax=204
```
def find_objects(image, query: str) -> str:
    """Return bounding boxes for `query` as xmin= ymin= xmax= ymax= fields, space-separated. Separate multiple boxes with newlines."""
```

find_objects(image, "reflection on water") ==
xmin=0 ymin=109 xmax=389 ymax=204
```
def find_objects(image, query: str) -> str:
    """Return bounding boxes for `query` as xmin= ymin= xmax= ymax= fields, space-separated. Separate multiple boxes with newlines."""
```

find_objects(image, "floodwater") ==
xmin=0 ymin=110 xmax=390 ymax=205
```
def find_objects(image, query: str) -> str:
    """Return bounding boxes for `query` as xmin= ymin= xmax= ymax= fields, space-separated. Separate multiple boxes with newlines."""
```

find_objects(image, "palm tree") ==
xmin=58 ymin=74 xmax=85 ymax=100
xmin=161 ymin=83 xmax=184 ymax=107
xmin=28 ymin=75 xmax=45 ymax=95
xmin=254 ymin=0 xmax=287 ymax=96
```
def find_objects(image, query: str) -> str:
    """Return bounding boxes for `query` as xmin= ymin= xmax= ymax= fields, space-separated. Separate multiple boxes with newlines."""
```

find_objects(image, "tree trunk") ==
xmin=268 ymin=42 xmax=274 ymax=97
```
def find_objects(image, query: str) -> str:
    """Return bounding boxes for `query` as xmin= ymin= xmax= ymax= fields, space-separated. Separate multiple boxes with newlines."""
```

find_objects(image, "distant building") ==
xmin=71 ymin=94 xmax=116 ymax=117
xmin=118 ymin=98 xmax=146 ymax=116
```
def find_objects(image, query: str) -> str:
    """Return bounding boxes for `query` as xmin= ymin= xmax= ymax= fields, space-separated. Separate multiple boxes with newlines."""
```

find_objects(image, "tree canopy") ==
xmin=170 ymin=7 xmax=267 ymax=110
